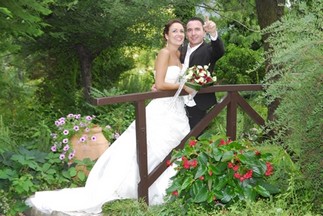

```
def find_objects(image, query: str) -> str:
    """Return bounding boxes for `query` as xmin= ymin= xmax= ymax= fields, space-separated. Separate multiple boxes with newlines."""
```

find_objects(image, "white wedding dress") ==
xmin=26 ymin=66 xmax=190 ymax=215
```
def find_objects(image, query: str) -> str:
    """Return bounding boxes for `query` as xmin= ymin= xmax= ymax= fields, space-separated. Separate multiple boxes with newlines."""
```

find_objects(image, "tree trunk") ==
xmin=255 ymin=0 xmax=285 ymax=121
xmin=75 ymin=44 xmax=93 ymax=101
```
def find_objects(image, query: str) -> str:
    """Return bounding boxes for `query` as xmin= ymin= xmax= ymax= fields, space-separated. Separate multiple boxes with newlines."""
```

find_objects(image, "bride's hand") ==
xmin=151 ymin=84 xmax=157 ymax=92
xmin=184 ymin=85 xmax=195 ymax=94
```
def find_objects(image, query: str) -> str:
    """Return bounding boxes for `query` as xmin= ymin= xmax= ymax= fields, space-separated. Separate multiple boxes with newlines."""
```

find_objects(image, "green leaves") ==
xmin=166 ymin=134 xmax=279 ymax=209
xmin=192 ymin=183 xmax=208 ymax=203
xmin=0 ymin=146 xmax=94 ymax=216
xmin=221 ymin=151 xmax=234 ymax=162
xmin=0 ymin=0 xmax=52 ymax=37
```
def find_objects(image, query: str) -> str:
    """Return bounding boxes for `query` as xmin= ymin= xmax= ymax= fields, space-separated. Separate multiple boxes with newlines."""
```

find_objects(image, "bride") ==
xmin=26 ymin=19 xmax=193 ymax=215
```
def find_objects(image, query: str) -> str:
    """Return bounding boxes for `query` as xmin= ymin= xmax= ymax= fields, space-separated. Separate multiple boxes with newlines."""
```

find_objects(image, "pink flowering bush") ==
xmin=166 ymin=134 xmax=279 ymax=209
xmin=50 ymin=114 xmax=116 ymax=163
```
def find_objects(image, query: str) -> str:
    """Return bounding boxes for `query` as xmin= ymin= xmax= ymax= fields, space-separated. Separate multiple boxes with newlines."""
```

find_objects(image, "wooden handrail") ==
xmin=90 ymin=84 xmax=265 ymax=205
xmin=90 ymin=84 xmax=264 ymax=105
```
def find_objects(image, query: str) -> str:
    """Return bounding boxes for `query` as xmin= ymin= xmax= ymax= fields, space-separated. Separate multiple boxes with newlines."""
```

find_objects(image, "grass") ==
xmin=101 ymin=197 xmax=318 ymax=216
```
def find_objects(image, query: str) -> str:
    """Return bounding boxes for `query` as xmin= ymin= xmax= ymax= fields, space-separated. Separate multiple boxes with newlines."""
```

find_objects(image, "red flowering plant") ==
xmin=165 ymin=134 xmax=279 ymax=209
xmin=184 ymin=64 xmax=216 ymax=91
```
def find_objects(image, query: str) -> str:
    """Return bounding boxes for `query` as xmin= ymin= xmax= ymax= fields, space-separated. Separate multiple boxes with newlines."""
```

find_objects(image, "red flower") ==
xmin=172 ymin=190 xmax=178 ymax=196
xmin=208 ymin=170 xmax=213 ymax=176
xmin=243 ymin=169 xmax=253 ymax=179
xmin=183 ymin=159 xmax=190 ymax=169
xmin=189 ymin=140 xmax=197 ymax=147
xmin=166 ymin=160 xmax=172 ymax=167
xmin=219 ymin=138 xmax=232 ymax=146
xmin=234 ymin=173 xmax=241 ymax=179
xmin=199 ymin=176 xmax=204 ymax=180
xmin=265 ymin=162 xmax=274 ymax=176
xmin=228 ymin=162 xmax=234 ymax=169
xmin=189 ymin=159 xmax=198 ymax=168
xmin=219 ymin=139 xmax=226 ymax=146
xmin=255 ymin=150 xmax=261 ymax=156
xmin=233 ymin=165 xmax=239 ymax=171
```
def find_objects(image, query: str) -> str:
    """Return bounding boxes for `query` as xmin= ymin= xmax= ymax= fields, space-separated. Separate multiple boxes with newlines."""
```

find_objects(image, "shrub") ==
xmin=0 ymin=147 xmax=92 ymax=215
xmin=166 ymin=134 xmax=280 ymax=210
xmin=263 ymin=1 xmax=323 ymax=211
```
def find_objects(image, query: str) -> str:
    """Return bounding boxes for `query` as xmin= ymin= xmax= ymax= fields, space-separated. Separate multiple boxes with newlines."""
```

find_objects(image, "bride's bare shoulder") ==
xmin=157 ymin=48 xmax=170 ymax=56
xmin=155 ymin=48 xmax=170 ymax=67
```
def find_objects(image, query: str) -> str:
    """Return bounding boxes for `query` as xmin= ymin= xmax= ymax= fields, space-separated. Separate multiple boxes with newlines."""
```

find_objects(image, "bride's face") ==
xmin=165 ymin=23 xmax=185 ymax=47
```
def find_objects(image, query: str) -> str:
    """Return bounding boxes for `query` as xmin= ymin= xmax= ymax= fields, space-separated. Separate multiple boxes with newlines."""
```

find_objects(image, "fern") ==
xmin=263 ymin=1 xmax=323 ymax=212
xmin=0 ymin=115 xmax=16 ymax=154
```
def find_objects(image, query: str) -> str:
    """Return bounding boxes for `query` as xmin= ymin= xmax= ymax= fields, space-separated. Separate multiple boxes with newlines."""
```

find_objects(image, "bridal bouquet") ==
xmin=184 ymin=65 xmax=217 ymax=91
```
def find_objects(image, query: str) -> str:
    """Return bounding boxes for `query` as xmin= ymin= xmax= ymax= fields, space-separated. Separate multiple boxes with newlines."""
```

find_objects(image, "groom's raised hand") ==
xmin=203 ymin=16 xmax=217 ymax=38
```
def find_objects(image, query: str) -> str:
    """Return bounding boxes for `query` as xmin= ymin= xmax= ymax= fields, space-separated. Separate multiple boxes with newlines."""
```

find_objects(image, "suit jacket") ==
xmin=180 ymin=38 xmax=225 ymax=110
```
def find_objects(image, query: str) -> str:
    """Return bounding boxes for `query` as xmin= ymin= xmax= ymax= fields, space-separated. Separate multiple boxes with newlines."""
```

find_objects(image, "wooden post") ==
xmin=134 ymin=100 xmax=149 ymax=204
xmin=226 ymin=92 xmax=238 ymax=140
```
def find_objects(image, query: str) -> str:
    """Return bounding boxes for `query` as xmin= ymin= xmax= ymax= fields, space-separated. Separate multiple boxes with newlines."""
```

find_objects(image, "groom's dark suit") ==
xmin=180 ymin=38 xmax=225 ymax=129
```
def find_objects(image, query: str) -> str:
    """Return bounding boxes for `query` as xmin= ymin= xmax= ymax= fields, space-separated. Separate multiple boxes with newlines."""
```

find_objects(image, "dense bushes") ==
xmin=263 ymin=1 xmax=323 ymax=211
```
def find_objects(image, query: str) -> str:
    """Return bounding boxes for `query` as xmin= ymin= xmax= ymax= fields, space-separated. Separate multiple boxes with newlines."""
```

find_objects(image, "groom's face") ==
xmin=186 ymin=20 xmax=206 ymax=48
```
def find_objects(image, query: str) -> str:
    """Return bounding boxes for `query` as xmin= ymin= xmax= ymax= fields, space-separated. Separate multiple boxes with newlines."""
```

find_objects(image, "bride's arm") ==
xmin=154 ymin=49 xmax=180 ymax=91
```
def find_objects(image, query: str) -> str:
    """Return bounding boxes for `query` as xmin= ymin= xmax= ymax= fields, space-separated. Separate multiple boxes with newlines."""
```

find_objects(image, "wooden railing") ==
xmin=90 ymin=84 xmax=265 ymax=204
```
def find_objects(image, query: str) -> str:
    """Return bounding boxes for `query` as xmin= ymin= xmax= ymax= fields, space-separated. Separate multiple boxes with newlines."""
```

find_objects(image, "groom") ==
xmin=180 ymin=16 xmax=225 ymax=130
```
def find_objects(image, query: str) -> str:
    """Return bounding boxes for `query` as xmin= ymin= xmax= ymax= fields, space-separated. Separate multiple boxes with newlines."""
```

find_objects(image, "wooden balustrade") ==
xmin=90 ymin=84 xmax=265 ymax=204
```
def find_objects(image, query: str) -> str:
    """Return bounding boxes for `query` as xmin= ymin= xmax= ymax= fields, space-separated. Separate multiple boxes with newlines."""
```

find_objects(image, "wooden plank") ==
xmin=135 ymin=100 xmax=149 ymax=204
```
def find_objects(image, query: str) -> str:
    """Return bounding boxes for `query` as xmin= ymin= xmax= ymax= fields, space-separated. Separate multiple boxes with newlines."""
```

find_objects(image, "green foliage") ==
xmin=117 ymin=69 xmax=155 ymax=94
xmin=29 ymin=119 xmax=53 ymax=152
xmin=0 ymin=147 xmax=92 ymax=215
xmin=216 ymin=44 xmax=264 ymax=84
xmin=206 ymin=93 xmax=267 ymax=142
xmin=198 ymin=0 xmax=265 ymax=84
xmin=254 ymin=144 xmax=300 ymax=194
xmin=263 ymin=1 xmax=323 ymax=211
xmin=89 ymin=87 xmax=135 ymax=134
xmin=102 ymin=199 xmax=149 ymax=216
xmin=23 ymin=0 xmax=175 ymax=55
xmin=0 ymin=1 xmax=320 ymax=215
xmin=0 ymin=64 xmax=53 ymax=145
xmin=0 ymin=115 xmax=16 ymax=153
xmin=100 ymin=195 xmax=317 ymax=215
xmin=0 ymin=0 xmax=51 ymax=37
xmin=92 ymin=47 xmax=135 ymax=88
xmin=166 ymin=134 xmax=279 ymax=211
xmin=16 ymin=0 xmax=181 ymax=105
xmin=34 ymin=52 xmax=92 ymax=115
xmin=172 ymin=0 xmax=196 ymax=24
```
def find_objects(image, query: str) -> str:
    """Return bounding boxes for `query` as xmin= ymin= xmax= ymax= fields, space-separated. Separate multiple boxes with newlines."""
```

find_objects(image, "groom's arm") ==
xmin=210 ymin=37 xmax=225 ymax=63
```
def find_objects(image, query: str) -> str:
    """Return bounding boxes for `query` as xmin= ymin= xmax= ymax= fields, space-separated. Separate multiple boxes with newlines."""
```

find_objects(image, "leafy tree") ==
xmin=21 ymin=0 xmax=181 ymax=101
xmin=263 ymin=0 xmax=323 ymax=211
xmin=0 ymin=0 xmax=51 ymax=53
xmin=196 ymin=0 xmax=290 ymax=120
xmin=0 ymin=0 xmax=51 ymax=37
xmin=255 ymin=0 xmax=285 ymax=121
xmin=212 ymin=0 xmax=265 ymax=84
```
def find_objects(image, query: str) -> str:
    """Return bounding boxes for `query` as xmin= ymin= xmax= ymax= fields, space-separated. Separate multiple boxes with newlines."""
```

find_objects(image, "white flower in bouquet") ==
xmin=184 ymin=65 xmax=217 ymax=91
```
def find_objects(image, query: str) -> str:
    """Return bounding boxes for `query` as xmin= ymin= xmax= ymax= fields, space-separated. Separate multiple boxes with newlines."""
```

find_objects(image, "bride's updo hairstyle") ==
xmin=163 ymin=19 xmax=184 ymax=41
